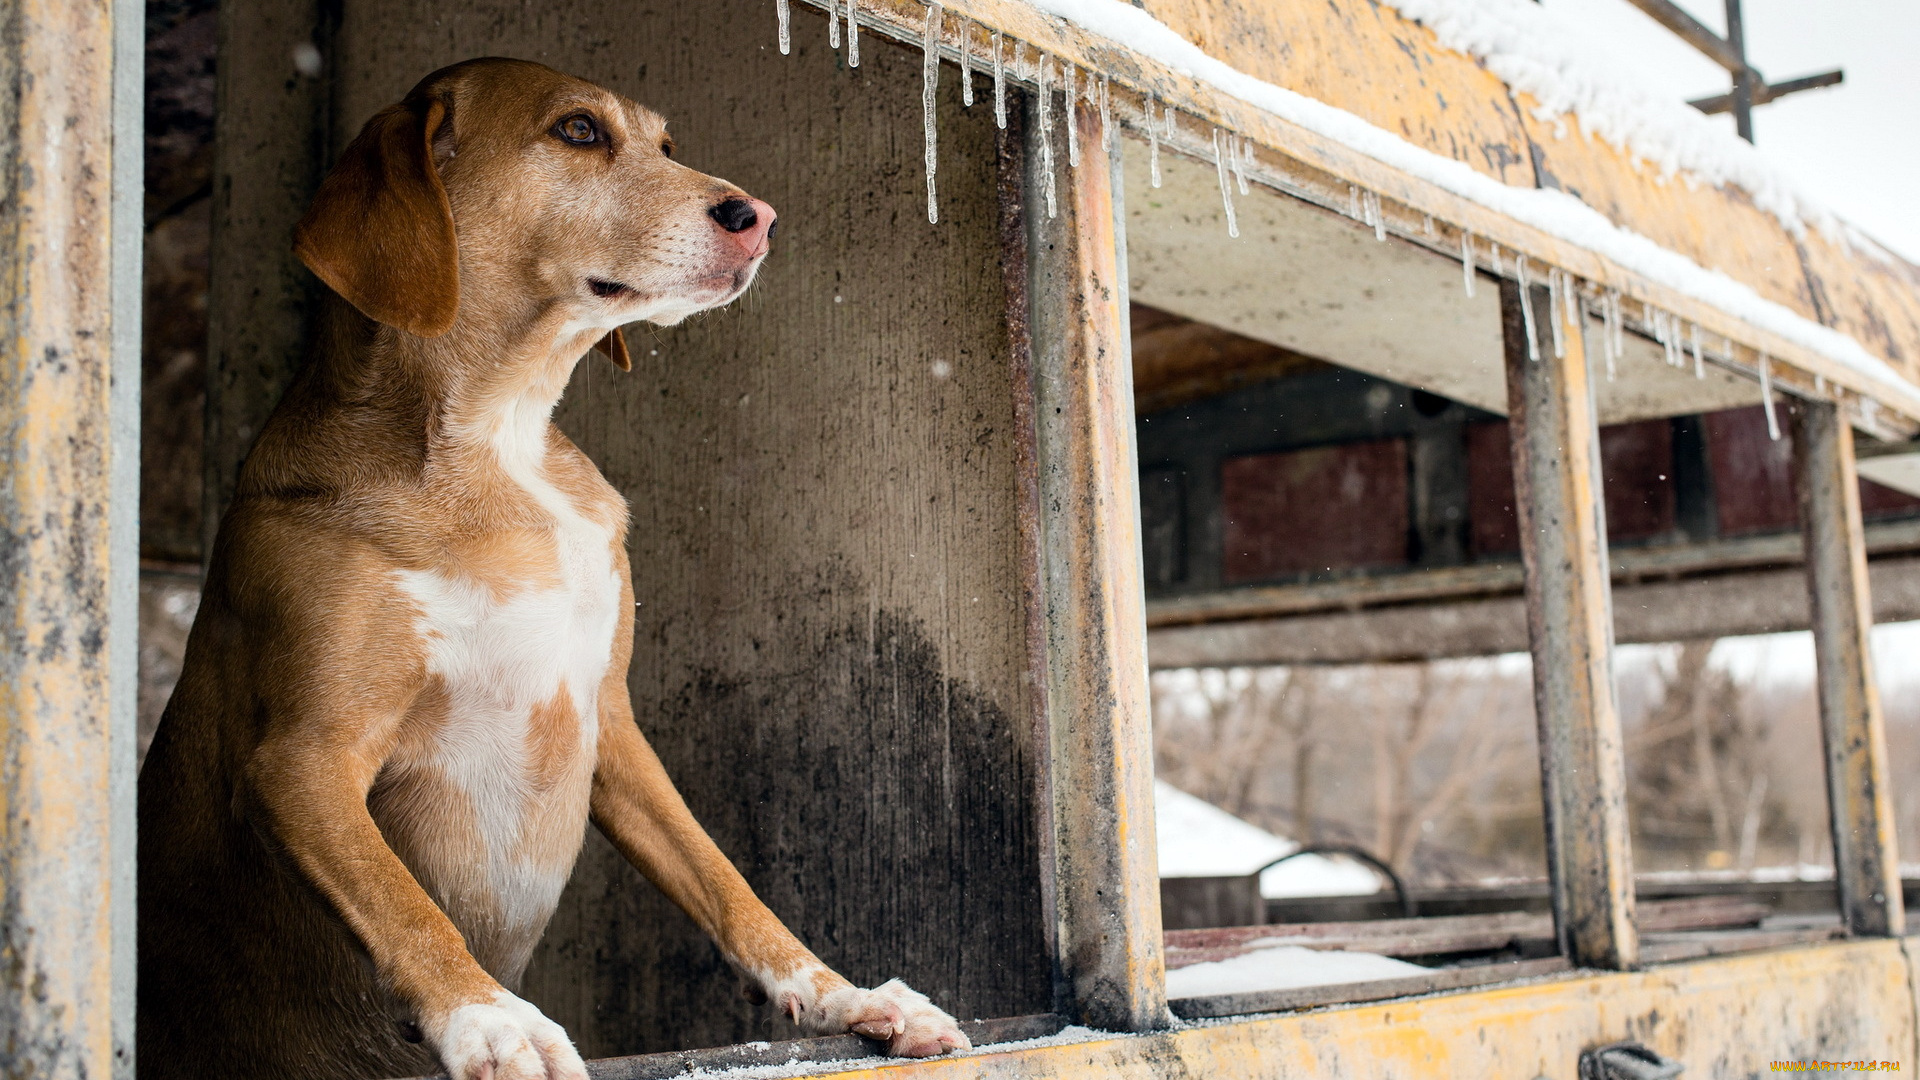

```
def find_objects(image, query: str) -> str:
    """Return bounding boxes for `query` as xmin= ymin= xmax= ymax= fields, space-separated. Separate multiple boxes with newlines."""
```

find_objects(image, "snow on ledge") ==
xmin=1166 ymin=944 xmax=1429 ymax=1000
xmin=1014 ymin=0 xmax=1918 ymax=411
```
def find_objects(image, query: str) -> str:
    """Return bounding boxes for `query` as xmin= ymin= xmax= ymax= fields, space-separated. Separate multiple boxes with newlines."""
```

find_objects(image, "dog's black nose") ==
xmin=709 ymin=197 xmax=759 ymax=233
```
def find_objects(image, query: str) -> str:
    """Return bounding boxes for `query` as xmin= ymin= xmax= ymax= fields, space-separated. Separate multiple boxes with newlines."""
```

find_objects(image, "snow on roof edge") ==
xmin=1018 ymin=0 xmax=1919 ymax=411
xmin=1380 ymin=0 xmax=1833 ymax=239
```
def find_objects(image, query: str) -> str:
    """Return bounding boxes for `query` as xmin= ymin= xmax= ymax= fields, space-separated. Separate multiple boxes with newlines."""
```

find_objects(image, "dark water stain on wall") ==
xmin=526 ymin=606 xmax=1050 ymax=1056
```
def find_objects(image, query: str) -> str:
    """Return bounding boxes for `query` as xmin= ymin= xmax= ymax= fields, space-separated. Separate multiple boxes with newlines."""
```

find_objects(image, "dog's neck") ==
xmin=327 ymin=291 xmax=605 ymax=460
xmin=240 ymin=292 xmax=614 ymax=507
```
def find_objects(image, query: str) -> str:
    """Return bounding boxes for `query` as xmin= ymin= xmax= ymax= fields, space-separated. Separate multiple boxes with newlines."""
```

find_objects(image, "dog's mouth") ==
xmin=588 ymin=277 xmax=636 ymax=300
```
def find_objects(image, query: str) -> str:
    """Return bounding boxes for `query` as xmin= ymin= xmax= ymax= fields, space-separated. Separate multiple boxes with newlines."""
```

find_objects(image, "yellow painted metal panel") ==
xmin=781 ymin=941 xmax=1915 ymax=1079
xmin=1795 ymin=227 xmax=1920 ymax=388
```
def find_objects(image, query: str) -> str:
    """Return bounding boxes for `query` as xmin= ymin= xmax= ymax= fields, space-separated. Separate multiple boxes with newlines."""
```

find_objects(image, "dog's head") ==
xmin=294 ymin=57 xmax=776 ymax=367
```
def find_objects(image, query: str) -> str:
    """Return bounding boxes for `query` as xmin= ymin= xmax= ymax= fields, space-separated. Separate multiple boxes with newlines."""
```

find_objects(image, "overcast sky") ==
xmin=1537 ymin=0 xmax=1920 ymax=264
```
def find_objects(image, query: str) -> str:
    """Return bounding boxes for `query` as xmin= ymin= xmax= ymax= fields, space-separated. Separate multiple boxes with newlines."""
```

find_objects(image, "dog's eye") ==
xmin=660 ymin=140 xmax=674 ymax=158
xmin=554 ymin=114 xmax=599 ymax=146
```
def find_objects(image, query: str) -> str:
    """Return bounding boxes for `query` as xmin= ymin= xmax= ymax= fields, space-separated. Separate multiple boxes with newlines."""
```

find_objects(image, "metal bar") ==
xmin=1024 ymin=91 xmax=1168 ymax=1031
xmin=1793 ymin=401 xmax=1907 ymax=937
xmin=1146 ymin=515 xmax=1920 ymax=628
xmin=1620 ymin=0 xmax=1747 ymax=73
xmin=1725 ymin=0 xmax=1756 ymax=140
xmin=1502 ymin=279 xmax=1639 ymax=970
xmin=0 ymin=0 xmax=127 ymax=1073
xmin=1689 ymin=69 xmax=1844 ymax=114
xmin=110 ymin=0 xmax=145 ymax=1071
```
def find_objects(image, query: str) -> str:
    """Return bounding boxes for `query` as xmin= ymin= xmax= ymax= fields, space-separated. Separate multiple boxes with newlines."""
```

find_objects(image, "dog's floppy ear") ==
xmin=294 ymin=98 xmax=459 ymax=337
xmin=593 ymin=327 xmax=631 ymax=371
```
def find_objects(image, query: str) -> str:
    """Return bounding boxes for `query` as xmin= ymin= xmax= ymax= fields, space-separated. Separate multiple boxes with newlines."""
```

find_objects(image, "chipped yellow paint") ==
xmin=1796 ymin=226 xmax=1920 ymax=388
xmin=793 ymin=941 xmax=1917 ymax=1079
xmin=1141 ymin=0 xmax=1539 ymax=189
xmin=1517 ymin=104 xmax=1823 ymax=324
xmin=0 ymin=0 xmax=123 ymax=1076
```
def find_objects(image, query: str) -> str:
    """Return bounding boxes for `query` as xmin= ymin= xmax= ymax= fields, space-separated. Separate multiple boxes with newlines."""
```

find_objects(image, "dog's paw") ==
xmin=430 ymin=991 xmax=588 ymax=1080
xmin=819 ymin=979 xmax=971 ymax=1057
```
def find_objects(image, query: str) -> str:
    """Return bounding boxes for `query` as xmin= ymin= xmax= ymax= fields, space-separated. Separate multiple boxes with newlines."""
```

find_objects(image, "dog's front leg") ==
xmin=590 ymin=694 xmax=971 ymax=1057
xmin=247 ymin=709 xmax=589 ymax=1080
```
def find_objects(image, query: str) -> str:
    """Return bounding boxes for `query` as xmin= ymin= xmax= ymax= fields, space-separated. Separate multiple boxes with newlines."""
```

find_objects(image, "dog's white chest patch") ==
xmin=390 ymin=417 xmax=621 ymax=963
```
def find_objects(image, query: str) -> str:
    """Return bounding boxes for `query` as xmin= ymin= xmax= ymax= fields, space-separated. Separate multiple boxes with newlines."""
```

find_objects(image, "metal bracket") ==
xmin=1579 ymin=1042 xmax=1685 ymax=1080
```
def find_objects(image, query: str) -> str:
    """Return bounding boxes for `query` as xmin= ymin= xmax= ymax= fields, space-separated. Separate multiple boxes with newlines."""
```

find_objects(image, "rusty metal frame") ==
xmin=1501 ymin=278 xmax=1639 ymax=970
xmin=1022 ymin=92 xmax=1169 ymax=1030
xmin=1794 ymin=400 xmax=1908 ymax=938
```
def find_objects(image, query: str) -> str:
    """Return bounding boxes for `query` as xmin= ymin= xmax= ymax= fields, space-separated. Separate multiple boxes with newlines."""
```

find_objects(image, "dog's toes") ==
xmin=845 ymin=999 xmax=905 ymax=1041
xmin=433 ymin=992 xmax=588 ymax=1080
xmin=859 ymin=979 xmax=970 ymax=1058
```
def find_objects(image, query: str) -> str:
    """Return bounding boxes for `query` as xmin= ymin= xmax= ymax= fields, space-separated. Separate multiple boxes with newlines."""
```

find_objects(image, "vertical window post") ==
xmin=1024 ymin=97 xmax=1167 ymax=1028
xmin=1792 ymin=400 xmax=1906 ymax=937
xmin=0 ymin=0 xmax=139 ymax=1073
xmin=1501 ymin=278 xmax=1639 ymax=970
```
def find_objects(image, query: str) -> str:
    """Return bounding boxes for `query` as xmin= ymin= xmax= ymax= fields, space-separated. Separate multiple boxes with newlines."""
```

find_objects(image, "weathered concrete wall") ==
xmin=199 ymin=0 xmax=1054 ymax=1056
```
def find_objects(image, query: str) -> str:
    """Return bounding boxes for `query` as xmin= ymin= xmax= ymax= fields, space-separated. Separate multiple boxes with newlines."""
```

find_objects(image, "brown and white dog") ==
xmin=138 ymin=57 xmax=968 ymax=1080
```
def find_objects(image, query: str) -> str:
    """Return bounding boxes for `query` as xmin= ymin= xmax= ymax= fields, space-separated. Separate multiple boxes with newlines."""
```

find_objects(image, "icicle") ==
xmin=1010 ymin=39 xmax=1026 ymax=84
xmin=991 ymin=31 xmax=1006 ymax=130
xmin=957 ymin=15 xmax=972 ymax=106
xmin=1064 ymin=64 xmax=1079 ymax=169
xmin=1037 ymin=53 xmax=1056 ymax=219
xmin=846 ymin=0 xmax=859 ymax=66
xmin=1164 ymin=101 xmax=1176 ymax=141
xmin=1517 ymin=255 xmax=1540 ymax=362
xmin=1098 ymin=75 xmax=1111 ymax=152
xmin=1759 ymin=352 xmax=1780 ymax=441
xmin=829 ymin=0 xmax=839 ymax=49
xmin=1547 ymin=270 xmax=1566 ymax=359
xmin=1231 ymin=135 xmax=1249 ymax=195
xmin=922 ymin=3 xmax=941 ymax=225
xmin=1491 ymin=242 xmax=1503 ymax=277
xmin=1563 ymin=273 xmax=1580 ymax=329
xmin=1212 ymin=128 xmax=1238 ymax=238
xmin=1611 ymin=292 xmax=1626 ymax=364
xmin=777 ymin=0 xmax=790 ymax=55
xmin=1815 ymin=372 xmax=1827 ymax=395
xmin=1368 ymin=191 xmax=1381 ymax=240
xmin=1597 ymin=290 xmax=1612 ymax=382
xmin=1147 ymin=98 xmax=1161 ymax=188
xmin=1423 ymin=214 xmax=1435 ymax=237
xmin=1689 ymin=322 xmax=1704 ymax=379
xmin=1348 ymin=185 xmax=1361 ymax=220
xmin=1460 ymin=232 xmax=1476 ymax=299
